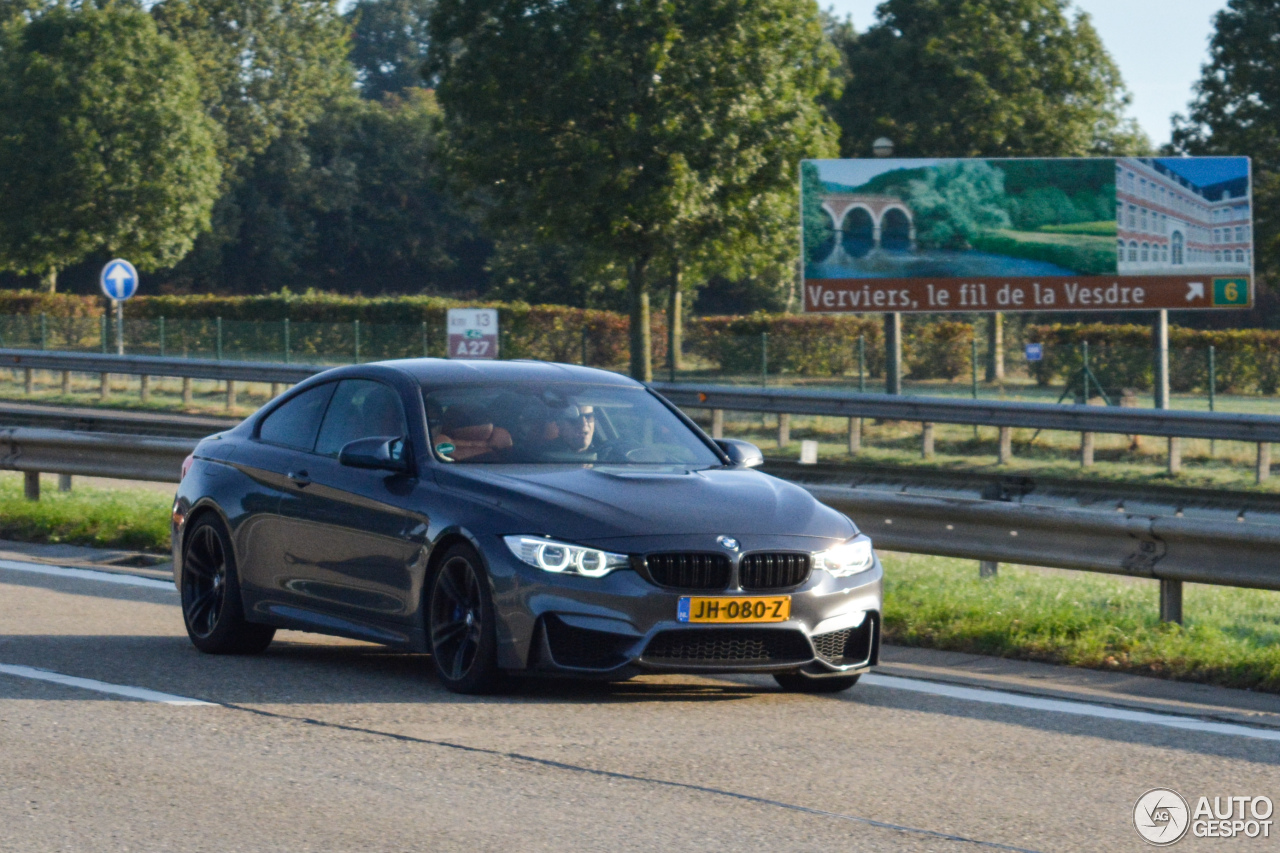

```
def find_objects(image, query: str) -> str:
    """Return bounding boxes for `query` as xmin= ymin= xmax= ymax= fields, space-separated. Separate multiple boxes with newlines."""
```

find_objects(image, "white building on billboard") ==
xmin=1116 ymin=157 xmax=1251 ymax=275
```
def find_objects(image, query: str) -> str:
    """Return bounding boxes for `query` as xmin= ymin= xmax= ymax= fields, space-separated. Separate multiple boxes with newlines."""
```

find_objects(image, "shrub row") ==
xmin=4 ymin=291 xmax=1278 ymax=390
xmin=1026 ymin=324 xmax=1280 ymax=394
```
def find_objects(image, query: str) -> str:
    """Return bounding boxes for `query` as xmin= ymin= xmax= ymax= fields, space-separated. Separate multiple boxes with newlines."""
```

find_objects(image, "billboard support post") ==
xmin=1154 ymin=309 xmax=1170 ymax=410
xmin=884 ymin=313 xmax=902 ymax=395
xmin=986 ymin=313 xmax=1003 ymax=383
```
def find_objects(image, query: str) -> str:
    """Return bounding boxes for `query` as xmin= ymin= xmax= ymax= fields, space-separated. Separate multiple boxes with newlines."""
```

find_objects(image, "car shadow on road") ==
xmin=0 ymin=632 xmax=766 ymax=707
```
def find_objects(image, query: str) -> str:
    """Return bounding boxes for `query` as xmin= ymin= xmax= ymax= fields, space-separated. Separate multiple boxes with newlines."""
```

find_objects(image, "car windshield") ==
xmin=423 ymin=383 xmax=722 ymax=466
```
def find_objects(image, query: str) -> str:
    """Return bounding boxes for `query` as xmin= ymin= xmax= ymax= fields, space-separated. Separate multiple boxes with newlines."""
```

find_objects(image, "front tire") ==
xmin=180 ymin=516 xmax=275 ymax=655
xmin=428 ymin=543 xmax=502 ymax=694
xmin=773 ymin=672 xmax=860 ymax=694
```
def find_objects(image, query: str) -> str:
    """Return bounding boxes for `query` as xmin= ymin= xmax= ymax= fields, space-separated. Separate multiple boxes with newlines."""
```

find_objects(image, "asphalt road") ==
xmin=2 ymin=558 xmax=1278 ymax=852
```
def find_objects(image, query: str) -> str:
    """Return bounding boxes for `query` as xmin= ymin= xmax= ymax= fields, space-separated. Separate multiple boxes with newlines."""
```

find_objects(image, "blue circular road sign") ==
xmin=99 ymin=259 xmax=139 ymax=301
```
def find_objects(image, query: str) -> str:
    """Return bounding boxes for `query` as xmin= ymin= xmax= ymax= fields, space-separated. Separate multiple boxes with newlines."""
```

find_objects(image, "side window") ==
xmin=314 ymin=379 xmax=408 ymax=458
xmin=257 ymin=383 xmax=336 ymax=451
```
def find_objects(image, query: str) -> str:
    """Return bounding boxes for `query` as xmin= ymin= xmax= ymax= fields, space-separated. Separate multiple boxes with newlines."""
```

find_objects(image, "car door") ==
xmin=231 ymin=381 xmax=337 ymax=613
xmin=274 ymin=378 xmax=427 ymax=632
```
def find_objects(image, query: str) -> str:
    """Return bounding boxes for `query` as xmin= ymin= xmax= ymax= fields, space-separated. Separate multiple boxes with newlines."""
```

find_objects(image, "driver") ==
xmin=551 ymin=403 xmax=596 ymax=458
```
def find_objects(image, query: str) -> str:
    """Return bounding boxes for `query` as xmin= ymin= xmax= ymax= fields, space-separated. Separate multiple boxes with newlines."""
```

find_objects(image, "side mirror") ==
xmin=716 ymin=438 xmax=764 ymax=469
xmin=339 ymin=436 xmax=410 ymax=473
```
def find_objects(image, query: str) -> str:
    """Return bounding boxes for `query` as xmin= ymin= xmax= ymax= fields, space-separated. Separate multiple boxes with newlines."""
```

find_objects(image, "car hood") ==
xmin=431 ymin=464 xmax=855 ymax=543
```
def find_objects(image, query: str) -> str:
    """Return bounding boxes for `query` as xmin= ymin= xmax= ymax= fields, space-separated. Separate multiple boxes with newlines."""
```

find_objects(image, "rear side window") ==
xmin=314 ymin=379 xmax=408 ymax=457
xmin=258 ymin=383 xmax=336 ymax=451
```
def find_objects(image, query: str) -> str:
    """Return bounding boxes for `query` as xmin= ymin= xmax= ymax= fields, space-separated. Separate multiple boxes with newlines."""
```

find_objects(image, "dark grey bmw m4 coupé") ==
xmin=172 ymin=359 xmax=882 ymax=694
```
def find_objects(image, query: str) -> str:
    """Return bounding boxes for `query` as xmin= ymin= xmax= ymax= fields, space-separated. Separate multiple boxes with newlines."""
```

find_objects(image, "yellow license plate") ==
xmin=677 ymin=596 xmax=791 ymax=624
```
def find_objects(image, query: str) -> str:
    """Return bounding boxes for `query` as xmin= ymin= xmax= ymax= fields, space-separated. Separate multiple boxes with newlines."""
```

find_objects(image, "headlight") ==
xmin=814 ymin=535 xmax=874 ymax=578
xmin=503 ymin=536 xmax=630 ymax=578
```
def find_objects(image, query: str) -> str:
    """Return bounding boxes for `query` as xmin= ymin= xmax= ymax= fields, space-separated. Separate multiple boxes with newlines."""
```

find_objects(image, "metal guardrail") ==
xmin=0 ymin=401 xmax=238 ymax=439
xmin=653 ymin=382 xmax=1280 ymax=444
xmin=0 ymin=349 xmax=319 ymax=384
xmin=1 ymin=348 xmax=1277 ymax=445
xmin=0 ymin=428 xmax=196 ymax=483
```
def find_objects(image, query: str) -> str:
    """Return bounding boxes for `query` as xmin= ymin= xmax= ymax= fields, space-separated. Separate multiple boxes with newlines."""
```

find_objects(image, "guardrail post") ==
xmin=23 ymin=367 xmax=33 ymax=394
xmin=1168 ymin=437 xmax=1182 ymax=476
xmin=1081 ymin=432 xmax=1094 ymax=467
xmin=848 ymin=417 xmax=861 ymax=454
xmin=99 ymin=371 xmax=109 ymax=400
xmin=140 ymin=375 xmax=150 ymax=403
xmin=885 ymin=313 xmax=902 ymax=394
xmin=226 ymin=379 xmax=237 ymax=411
xmin=921 ymin=422 xmax=934 ymax=458
xmin=57 ymin=474 xmax=71 ymax=492
xmin=60 ymin=370 xmax=70 ymax=395
xmin=979 ymin=560 xmax=998 ymax=578
xmin=354 ymin=319 xmax=361 ymax=362
xmin=1159 ymin=578 xmax=1183 ymax=624
xmin=270 ymin=382 xmax=281 ymax=399
xmin=711 ymin=409 xmax=724 ymax=439
xmin=997 ymin=426 xmax=1012 ymax=465
xmin=777 ymin=412 xmax=789 ymax=448
xmin=182 ymin=377 xmax=193 ymax=406
xmin=1259 ymin=443 xmax=1272 ymax=483
xmin=23 ymin=471 xmax=39 ymax=501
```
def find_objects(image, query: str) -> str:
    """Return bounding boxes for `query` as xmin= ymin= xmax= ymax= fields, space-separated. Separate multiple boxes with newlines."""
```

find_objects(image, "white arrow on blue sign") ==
xmin=99 ymin=259 xmax=139 ymax=301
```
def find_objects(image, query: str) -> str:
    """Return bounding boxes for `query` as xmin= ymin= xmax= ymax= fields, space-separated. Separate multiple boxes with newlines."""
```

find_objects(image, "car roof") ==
xmin=372 ymin=358 xmax=643 ymax=388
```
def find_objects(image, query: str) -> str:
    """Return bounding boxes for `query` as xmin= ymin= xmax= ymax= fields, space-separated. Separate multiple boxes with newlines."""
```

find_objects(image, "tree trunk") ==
xmin=42 ymin=269 xmax=57 ymax=294
xmin=628 ymin=259 xmax=652 ymax=381
xmin=666 ymin=259 xmax=683 ymax=373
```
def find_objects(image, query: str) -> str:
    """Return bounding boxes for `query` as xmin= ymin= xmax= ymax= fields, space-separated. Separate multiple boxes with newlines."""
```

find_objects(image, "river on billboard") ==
xmin=800 ymin=156 xmax=1253 ymax=314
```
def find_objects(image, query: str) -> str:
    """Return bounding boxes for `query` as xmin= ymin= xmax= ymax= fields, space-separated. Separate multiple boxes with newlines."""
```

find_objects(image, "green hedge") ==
xmin=688 ymin=313 xmax=885 ymax=377
xmin=1026 ymin=324 xmax=1280 ymax=394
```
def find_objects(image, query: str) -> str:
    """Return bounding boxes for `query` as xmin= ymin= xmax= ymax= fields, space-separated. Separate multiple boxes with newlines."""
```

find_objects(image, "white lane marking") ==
xmin=0 ymin=558 xmax=175 ymax=590
xmin=0 ymin=663 xmax=212 ymax=706
xmin=863 ymin=673 xmax=1280 ymax=742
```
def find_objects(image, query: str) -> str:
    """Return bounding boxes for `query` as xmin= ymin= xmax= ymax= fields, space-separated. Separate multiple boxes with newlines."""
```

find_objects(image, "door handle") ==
xmin=287 ymin=470 xmax=311 ymax=487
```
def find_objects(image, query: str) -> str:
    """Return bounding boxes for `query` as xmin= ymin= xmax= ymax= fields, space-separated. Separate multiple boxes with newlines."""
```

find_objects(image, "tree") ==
xmin=429 ymin=0 xmax=841 ymax=380
xmin=346 ymin=0 xmax=433 ymax=99
xmin=0 ymin=4 xmax=221 ymax=291
xmin=905 ymin=161 xmax=1011 ymax=249
xmin=1171 ymin=0 xmax=1280 ymax=283
xmin=154 ymin=90 xmax=489 ymax=294
xmin=153 ymin=0 xmax=354 ymax=180
xmin=829 ymin=0 xmax=1149 ymax=158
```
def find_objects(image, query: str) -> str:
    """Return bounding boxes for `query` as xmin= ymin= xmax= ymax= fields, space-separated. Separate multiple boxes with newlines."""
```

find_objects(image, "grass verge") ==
xmin=882 ymin=551 xmax=1280 ymax=693
xmin=0 ymin=474 xmax=171 ymax=552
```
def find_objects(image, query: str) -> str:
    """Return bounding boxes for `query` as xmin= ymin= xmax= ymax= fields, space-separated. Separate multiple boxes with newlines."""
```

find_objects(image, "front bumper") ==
xmin=485 ymin=535 xmax=883 ymax=679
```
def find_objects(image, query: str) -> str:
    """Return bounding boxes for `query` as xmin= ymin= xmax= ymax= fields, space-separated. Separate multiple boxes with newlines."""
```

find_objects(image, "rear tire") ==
xmin=427 ymin=543 xmax=503 ymax=694
xmin=773 ymin=672 xmax=860 ymax=694
xmin=180 ymin=515 xmax=275 ymax=655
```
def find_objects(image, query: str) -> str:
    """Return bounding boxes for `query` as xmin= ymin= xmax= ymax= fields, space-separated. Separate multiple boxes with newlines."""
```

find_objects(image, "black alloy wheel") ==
xmin=181 ymin=516 xmax=275 ymax=655
xmin=773 ymin=672 xmax=861 ymax=694
xmin=428 ymin=543 xmax=501 ymax=693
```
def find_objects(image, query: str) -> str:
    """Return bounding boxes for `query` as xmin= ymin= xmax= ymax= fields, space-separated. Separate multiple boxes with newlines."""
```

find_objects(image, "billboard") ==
xmin=801 ymin=156 xmax=1252 ymax=313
